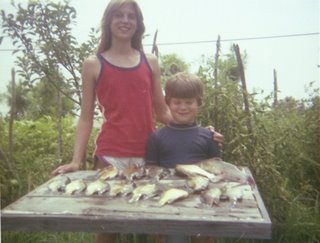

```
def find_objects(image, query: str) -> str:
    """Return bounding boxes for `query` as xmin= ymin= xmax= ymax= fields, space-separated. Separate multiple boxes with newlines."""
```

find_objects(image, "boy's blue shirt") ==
xmin=145 ymin=122 xmax=221 ymax=168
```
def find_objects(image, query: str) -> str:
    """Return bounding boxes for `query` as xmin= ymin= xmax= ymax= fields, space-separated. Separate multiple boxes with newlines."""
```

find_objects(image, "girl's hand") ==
xmin=208 ymin=126 xmax=224 ymax=149
xmin=51 ymin=162 xmax=80 ymax=176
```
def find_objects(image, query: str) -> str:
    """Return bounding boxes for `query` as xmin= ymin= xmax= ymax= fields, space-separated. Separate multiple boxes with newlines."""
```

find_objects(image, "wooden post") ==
xmin=273 ymin=69 xmax=278 ymax=108
xmin=213 ymin=35 xmax=221 ymax=128
xmin=6 ymin=68 xmax=21 ymax=189
xmin=9 ymin=68 xmax=16 ymax=165
xmin=57 ymin=89 xmax=63 ymax=160
xmin=233 ymin=44 xmax=252 ymax=135
xmin=151 ymin=29 xmax=159 ymax=58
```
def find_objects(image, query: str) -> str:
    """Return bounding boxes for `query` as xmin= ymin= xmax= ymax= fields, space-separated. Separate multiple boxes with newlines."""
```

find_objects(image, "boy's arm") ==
xmin=208 ymin=131 xmax=222 ymax=159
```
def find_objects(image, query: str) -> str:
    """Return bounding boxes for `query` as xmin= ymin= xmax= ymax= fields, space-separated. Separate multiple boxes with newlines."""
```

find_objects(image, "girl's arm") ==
xmin=51 ymin=56 xmax=99 ymax=175
xmin=146 ymin=53 xmax=172 ymax=125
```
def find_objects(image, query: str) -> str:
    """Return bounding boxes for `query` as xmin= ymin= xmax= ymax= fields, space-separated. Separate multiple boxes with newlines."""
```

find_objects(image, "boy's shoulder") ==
xmin=152 ymin=125 xmax=170 ymax=135
xmin=153 ymin=124 xmax=212 ymax=135
xmin=198 ymin=126 xmax=214 ymax=137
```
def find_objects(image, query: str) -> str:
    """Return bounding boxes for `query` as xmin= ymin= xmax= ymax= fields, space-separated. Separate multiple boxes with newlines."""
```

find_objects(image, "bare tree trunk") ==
xmin=233 ymin=44 xmax=253 ymax=135
xmin=57 ymin=90 xmax=63 ymax=160
xmin=213 ymin=35 xmax=221 ymax=128
xmin=8 ymin=68 xmax=16 ymax=173
xmin=317 ymin=97 xmax=320 ymax=149
xmin=273 ymin=69 xmax=278 ymax=108
xmin=6 ymin=69 xmax=21 ymax=192
xmin=151 ymin=29 xmax=159 ymax=58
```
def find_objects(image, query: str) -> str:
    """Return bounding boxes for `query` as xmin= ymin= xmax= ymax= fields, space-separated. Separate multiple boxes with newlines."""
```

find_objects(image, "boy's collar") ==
xmin=168 ymin=122 xmax=197 ymax=129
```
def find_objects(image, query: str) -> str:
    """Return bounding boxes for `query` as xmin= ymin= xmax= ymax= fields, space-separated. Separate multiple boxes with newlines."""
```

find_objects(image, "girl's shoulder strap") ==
xmin=95 ymin=54 xmax=106 ymax=85
xmin=97 ymin=53 xmax=106 ymax=65
xmin=141 ymin=52 xmax=154 ymax=74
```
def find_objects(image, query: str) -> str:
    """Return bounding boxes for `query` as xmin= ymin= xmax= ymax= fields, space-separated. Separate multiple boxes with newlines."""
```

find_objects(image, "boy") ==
xmin=145 ymin=72 xmax=221 ymax=168
xmin=145 ymin=72 xmax=220 ymax=243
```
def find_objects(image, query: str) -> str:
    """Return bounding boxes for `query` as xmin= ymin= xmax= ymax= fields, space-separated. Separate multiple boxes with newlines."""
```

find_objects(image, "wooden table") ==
xmin=1 ymin=170 xmax=271 ymax=239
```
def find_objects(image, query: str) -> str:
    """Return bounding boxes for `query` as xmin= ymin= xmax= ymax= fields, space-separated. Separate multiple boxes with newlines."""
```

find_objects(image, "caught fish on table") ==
xmin=159 ymin=188 xmax=189 ymax=206
xmin=65 ymin=179 xmax=87 ymax=195
xmin=120 ymin=182 xmax=135 ymax=196
xmin=85 ymin=179 xmax=110 ymax=196
xmin=121 ymin=164 xmax=145 ymax=181
xmin=99 ymin=165 xmax=119 ymax=180
xmin=201 ymin=187 xmax=221 ymax=206
xmin=187 ymin=175 xmax=209 ymax=192
xmin=225 ymin=186 xmax=245 ymax=207
xmin=145 ymin=165 xmax=171 ymax=181
xmin=109 ymin=181 xmax=135 ymax=197
xmin=175 ymin=164 xmax=218 ymax=182
xmin=47 ymin=175 xmax=71 ymax=192
xmin=129 ymin=183 xmax=159 ymax=203
xmin=197 ymin=158 xmax=255 ymax=186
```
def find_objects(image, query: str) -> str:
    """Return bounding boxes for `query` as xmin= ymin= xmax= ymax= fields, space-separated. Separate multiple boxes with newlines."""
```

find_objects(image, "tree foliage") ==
xmin=1 ymin=0 xmax=99 ymax=110
xmin=159 ymin=53 xmax=189 ymax=85
xmin=196 ymin=54 xmax=320 ymax=242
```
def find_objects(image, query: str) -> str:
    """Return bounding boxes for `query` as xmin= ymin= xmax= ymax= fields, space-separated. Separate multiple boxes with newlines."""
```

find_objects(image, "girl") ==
xmin=52 ymin=0 xmax=171 ymax=176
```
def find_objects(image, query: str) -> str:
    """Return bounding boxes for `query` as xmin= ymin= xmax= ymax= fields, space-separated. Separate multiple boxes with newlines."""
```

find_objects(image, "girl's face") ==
xmin=110 ymin=3 xmax=137 ymax=41
xmin=168 ymin=97 xmax=199 ymax=125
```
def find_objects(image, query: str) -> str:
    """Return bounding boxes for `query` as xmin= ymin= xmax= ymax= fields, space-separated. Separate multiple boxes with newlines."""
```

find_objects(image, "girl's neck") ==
xmin=103 ymin=43 xmax=140 ymax=68
xmin=109 ymin=38 xmax=134 ymax=55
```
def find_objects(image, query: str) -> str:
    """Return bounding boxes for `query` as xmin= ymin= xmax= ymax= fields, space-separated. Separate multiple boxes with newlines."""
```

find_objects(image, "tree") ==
xmin=159 ymin=53 xmax=189 ymax=84
xmin=1 ymin=0 xmax=99 ymax=111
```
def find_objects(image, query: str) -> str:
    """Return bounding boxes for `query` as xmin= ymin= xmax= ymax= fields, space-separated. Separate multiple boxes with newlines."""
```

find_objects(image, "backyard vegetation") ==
xmin=1 ymin=1 xmax=319 ymax=242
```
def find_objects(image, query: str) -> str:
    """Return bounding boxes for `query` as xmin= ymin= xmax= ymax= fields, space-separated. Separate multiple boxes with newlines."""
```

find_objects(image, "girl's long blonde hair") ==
xmin=97 ymin=0 xmax=145 ymax=54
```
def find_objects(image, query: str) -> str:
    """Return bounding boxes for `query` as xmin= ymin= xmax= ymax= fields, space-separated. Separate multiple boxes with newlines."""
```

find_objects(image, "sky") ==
xmin=0 ymin=0 xmax=319 ymax=114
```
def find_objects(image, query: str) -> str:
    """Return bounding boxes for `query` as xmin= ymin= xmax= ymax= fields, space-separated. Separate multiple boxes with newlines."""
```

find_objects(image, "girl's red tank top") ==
xmin=95 ymin=52 xmax=155 ymax=157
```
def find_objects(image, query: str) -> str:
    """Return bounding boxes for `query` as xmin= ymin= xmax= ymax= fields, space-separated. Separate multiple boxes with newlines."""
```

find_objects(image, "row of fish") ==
xmin=47 ymin=176 xmax=189 ymax=206
xmin=176 ymin=158 xmax=255 ymax=187
xmin=47 ymin=159 xmax=255 ymax=207
xmin=175 ymin=159 xmax=255 ymax=206
xmin=95 ymin=158 xmax=255 ymax=187
xmin=98 ymin=164 xmax=172 ymax=181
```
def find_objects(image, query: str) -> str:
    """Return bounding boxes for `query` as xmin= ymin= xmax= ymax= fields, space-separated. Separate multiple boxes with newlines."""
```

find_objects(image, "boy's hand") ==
xmin=51 ymin=162 xmax=80 ymax=176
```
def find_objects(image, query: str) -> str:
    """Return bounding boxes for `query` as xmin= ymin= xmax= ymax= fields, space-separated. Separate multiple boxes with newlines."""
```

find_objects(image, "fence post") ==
xmin=233 ymin=44 xmax=252 ymax=135
xmin=213 ymin=35 xmax=221 ymax=127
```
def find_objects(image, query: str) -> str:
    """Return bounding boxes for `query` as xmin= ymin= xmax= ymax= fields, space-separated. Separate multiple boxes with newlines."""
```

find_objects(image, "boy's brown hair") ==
xmin=165 ymin=72 xmax=203 ymax=106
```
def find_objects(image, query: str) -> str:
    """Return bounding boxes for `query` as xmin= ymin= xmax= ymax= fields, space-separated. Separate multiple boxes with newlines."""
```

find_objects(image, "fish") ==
xmin=120 ymin=182 xmax=135 ymax=196
xmin=145 ymin=165 xmax=171 ymax=181
xmin=197 ymin=158 xmax=255 ymax=186
xmin=109 ymin=181 xmax=125 ymax=197
xmin=187 ymin=175 xmax=209 ymax=192
xmin=85 ymin=179 xmax=110 ymax=196
xmin=99 ymin=165 xmax=119 ymax=180
xmin=129 ymin=183 xmax=159 ymax=203
xmin=225 ymin=186 xmax=244 ymax=207
xmin=197 ymin=158 xmax=222 ymax=174
xmin=65 ymin=179 xmax=87 ymax=195
xmin=47 ymin=175 xmax=71 ymax=192
xmin=121 ymin=164 xmax=145 ymax=181
xmin=159 ymin=188 xmax=189 ymax=206
xmin=109 ymin=181 xmax=135 ymax=197
xmin=201 ymin=187 xmax=221 ymax=206
xmin=175 ymin=164 xmax=218 ymax=182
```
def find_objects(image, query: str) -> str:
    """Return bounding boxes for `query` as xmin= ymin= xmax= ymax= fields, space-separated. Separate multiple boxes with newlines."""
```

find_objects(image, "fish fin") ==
xmin=209 ymin=174 xmax=223 ymax=183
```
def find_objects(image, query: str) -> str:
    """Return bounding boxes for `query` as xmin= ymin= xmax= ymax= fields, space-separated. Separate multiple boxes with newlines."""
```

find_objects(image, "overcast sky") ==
xmin=0 ymin=0 xmax=319 ymax=114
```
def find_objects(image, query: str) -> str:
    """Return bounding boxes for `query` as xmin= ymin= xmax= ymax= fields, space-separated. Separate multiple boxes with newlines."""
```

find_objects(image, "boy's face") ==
xmin=168 ymin=97 xmax=199 ymax=125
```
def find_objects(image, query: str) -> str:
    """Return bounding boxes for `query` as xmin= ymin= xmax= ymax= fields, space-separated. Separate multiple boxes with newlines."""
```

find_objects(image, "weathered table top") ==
xmin=1 ymin=169 xmax=271 ymax=239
